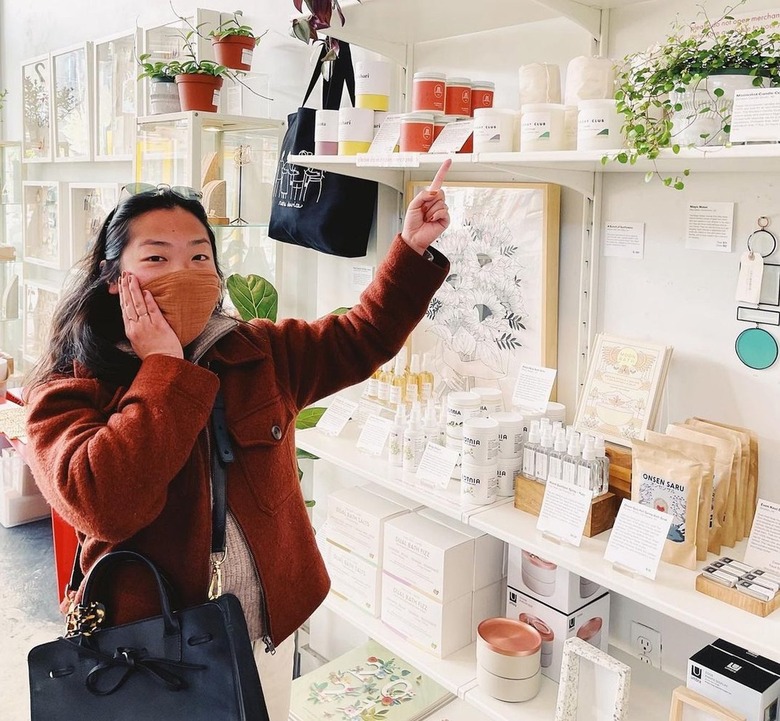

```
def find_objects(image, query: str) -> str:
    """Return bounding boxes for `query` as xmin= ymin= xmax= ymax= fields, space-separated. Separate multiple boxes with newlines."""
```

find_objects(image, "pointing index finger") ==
xmin=428 ymin=158 xmax=452 ymax=192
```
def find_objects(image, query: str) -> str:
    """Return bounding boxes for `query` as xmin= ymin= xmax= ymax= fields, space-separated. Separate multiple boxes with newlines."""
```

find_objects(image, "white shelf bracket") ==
xmin=479 ymin=163 xmax=595 ymax=198
xmin=532 ymin=0 xmax=602 ymax=40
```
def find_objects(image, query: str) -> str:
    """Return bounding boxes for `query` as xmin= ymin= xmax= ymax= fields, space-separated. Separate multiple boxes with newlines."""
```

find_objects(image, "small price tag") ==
xmin=511 ymin=364 xmax=557 ymax=414
xmin=744 ymin=498 xmax=780 ymax=575
xmin=428 ymin=119 xmax=473 ymax=154
xmin=536 ymin=479 xmax=592 ymax=547
xmin=365 ymin=114 xmax=402 ymax=154
xmin=736 ymin=251 xmax=764 ymax=304
xmin=604 ymin=500 xmax=672 ymax=579
xmin=356 ymin=153 xmax=420 ymax=168
xmin=416 ymin=442 xmax=460 ymax=489
xmin=356 ymin=415 xmax=394 ymax=456
xmin=315 ymin=397 xmax=359 ymax=437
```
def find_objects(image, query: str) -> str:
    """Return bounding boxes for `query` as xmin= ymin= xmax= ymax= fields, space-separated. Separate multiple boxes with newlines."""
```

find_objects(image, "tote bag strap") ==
xmin=301 ymin=41 xmax=357 ymax=110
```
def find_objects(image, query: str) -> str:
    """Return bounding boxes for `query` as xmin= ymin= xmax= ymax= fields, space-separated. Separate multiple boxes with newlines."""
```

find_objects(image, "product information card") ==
xmin=744 ymin=498 xmax=780 ymax=574
xmin=604 ymin=500 xmax=672 ymax=579
xmin=604 ymin=221 xmax=645 ymax=259
xmin=685 ymin=202 xmax=735 ymax=253
xmin=416 ymin=442 xmax=460 ymax=490
xmin=730 ymin=88 xmax=780 ymax=143
xmin=365 ymin=114 xmax=402 ymax=154
xmin=536 ymin=479 xmax=593 ymax=547
xmin=356 ymin=415 xmax=394 ymax=456
xmin=316 ymin=397 xmax=359 ymax=437
xmin=428 ymin=120 xmax=473 ymax=154
xmin=511 ymin=364 xmax=557 ymax=413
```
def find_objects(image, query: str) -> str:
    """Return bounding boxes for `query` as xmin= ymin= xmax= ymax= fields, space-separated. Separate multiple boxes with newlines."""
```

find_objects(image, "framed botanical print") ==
xmin=51 ymin=43 xmax=93 ymax=162
xmin=22 ymin=181 xmax=66 ymax=269
xmin=21 ymin=55 xmax=52 ymax=162
xmin=23 ymin=281 xmax=62 ymax=363
xmin=408 ymin=180 xmax=560 ymax=405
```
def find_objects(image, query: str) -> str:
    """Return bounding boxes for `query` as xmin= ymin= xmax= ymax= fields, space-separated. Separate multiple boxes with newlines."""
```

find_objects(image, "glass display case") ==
xmin=94 ymin=31 xmax=138 ymax=161
xmin=23 ymin=280 xmax=61 ymax=364
xmin=0 ymin=143 xmax=24 ymax=370
xmin=52 ymin=42 xmax=93 ymax=162
xmin=22 ymin=181 xmax=66 ymax=269
xmin=21 ymin=55 xmax=52 ymax=162
xmin=69 ymin=183 xmax=120 ymax=264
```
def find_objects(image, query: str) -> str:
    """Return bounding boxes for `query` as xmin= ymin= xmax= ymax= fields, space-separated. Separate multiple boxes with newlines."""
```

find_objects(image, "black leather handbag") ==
xmin=27 ymin=393 xmax=269 ymax=721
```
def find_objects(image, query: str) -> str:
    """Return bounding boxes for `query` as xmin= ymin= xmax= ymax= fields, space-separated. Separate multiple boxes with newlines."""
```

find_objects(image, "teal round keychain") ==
xmin=735 ymin=325 xmax=778 ymax=370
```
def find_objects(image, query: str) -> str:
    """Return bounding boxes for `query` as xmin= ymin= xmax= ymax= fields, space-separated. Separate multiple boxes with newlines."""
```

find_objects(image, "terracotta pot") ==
xmin=212 ymin=35 xmax=256 ymax=71
xmin=175 ymin=74 xmax=224 ymax=113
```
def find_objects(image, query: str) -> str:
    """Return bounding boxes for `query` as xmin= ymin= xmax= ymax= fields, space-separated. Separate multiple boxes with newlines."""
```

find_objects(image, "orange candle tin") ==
xmin=400 ymin=113 xmax=435 ymax=152
xmin=412 ymin=72 xmax=446 ymax=115
xmin=445 ymin=77 xmax=472 ymax=118
xmin=471 ymin=80 xmax=495 ymax=114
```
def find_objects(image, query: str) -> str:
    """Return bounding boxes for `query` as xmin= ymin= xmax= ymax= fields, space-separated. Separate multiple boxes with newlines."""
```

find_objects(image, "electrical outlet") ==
xmin=630 ymin=622 xmax=662 ymax=668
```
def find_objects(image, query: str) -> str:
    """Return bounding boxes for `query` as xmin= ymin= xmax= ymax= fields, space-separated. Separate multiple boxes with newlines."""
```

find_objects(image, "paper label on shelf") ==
xmin=366 ymin=113 xmax=402 ymax=154
xmin=604 ymin=221 xmax=645 ymax=259
xmin=604 ymin=500 xmax=672 ymax=580
xmin=351 ymin=264 xmax=374 ymax=291
xmin=730 ymin=88 xmax=780 ymax=143
xmin=241 ymin=48 xmax=254 ymax=66
xmin=316 ymin=396 xmax=359 ymax=437
xmin=416 ymin=442 xmax=460 ymax=489
xmin=744 ymin=498 xmax=780 ymax=574
xmin=356 ymin=415 xmax=394 ymax=456
xmin=428 ymin=120 xmax=473 ymax=154
xmin=536 ymin=478 xmax=592 ymax=546
xmin=357 ymin=153 xmax=420 ymax=168
xmin=511 ymin=363 xmax=557 ymax=413
xmin=685 ymin=202 xmax=735 ymax=252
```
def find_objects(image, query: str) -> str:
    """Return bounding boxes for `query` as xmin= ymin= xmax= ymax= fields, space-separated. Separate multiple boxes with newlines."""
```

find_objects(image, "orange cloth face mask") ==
xmin=142 ymin=269 xmax=222 ymax=346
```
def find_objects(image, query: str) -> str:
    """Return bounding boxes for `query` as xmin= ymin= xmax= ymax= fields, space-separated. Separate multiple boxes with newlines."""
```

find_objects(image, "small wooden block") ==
xmin=695 ymin=574 xmax=780 ymax=617
xmin=513 ymin=473 xmax=620 ymax=537
xmin=606 ymin=442 xmax=632 ymax=500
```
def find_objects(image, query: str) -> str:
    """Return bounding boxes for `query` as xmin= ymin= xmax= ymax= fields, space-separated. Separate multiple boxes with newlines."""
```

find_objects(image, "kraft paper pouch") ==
xmin=631 ymin=440 xmax=702 ymax=570
xmin=646 ymin=431 xmax=715 ymax=562
xmin=666 ymin=424 xmax=734 ymax=555
xmin=694 ymin=418 xmax=758 ymax=534
xmin=685 ymin=420 xmax=747 ymax=546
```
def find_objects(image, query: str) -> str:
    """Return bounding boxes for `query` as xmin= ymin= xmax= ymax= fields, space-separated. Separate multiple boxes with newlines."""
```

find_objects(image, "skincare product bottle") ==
xmin=535 ymin=429 xmax=553 ymax=484
xmin=423 ymin=401 xmax=441 ymax=446
xmin=594 ymin=435 xmax=610 ymax=495
xmin=548 ymin=430 xmax=568 ymax=482
xmin=419 ymin=352 xmax=434 ymax=402
xmin=522 ymin=421 xmax=541 ymax=478
xmin=562 ymin=434 xmax=581 ymax=485
xmin=388 ymin=404 xmax=406 ymax=467
xmin=405 ymin=353 xmax=421 ymax=405
xmin=377 ymin=360 xmax=392 ymax=406
xmin=578 ymin=437 xmax=600 ymax=496
xmin=388 ymin=350 xmax=407 ymax=409
xmin=366 ymin=366 xmax=381 ymax=401
xmin=403 ymin=403 xmax=425 ymax=473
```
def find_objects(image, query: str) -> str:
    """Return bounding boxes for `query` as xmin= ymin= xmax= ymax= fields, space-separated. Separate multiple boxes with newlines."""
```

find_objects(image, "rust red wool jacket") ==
xmin=26 ymin=236 xmax=448 ymax=646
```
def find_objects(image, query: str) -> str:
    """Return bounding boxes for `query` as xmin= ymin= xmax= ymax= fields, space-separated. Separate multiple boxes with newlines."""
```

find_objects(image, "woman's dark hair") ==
xmin=26 ymin=189 xmax=224 ymax=389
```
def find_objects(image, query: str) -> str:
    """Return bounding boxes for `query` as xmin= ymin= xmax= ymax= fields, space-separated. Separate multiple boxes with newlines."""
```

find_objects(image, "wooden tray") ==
xmin=513 ymin=473 xmax=620 ymax=537
xmin=695 ymin=574 xmax=780 ymax=617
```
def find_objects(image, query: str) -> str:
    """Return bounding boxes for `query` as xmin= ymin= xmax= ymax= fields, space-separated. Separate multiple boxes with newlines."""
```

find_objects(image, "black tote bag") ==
xmin=27 ymin=551 xmax=269 ymax=721
xmin=268 ymin=42 xmax=378 ymax=258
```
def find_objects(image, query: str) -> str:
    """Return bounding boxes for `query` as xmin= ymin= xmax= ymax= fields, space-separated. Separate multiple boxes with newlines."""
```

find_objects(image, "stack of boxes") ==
xmin=505 ymin=545 xmax=610 ymax=682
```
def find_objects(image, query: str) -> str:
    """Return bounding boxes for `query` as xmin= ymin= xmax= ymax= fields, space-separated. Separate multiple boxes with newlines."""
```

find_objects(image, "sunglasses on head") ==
xmin=121 ymin=182 xmax=203 ymax=201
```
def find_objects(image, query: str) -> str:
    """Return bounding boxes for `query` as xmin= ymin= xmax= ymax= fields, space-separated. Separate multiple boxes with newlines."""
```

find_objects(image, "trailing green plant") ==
xmin=290 ymin=0 xmax=362 ymax=66
xmin=165 ymin=27 xmax=229 ymax=77
xmin=610 ymin=0 xmax=780 ymax=189
xmin=209 ymin=10 xmax=268 ymax=45
xmin=136 ymin=54 xmax=176 ymax=81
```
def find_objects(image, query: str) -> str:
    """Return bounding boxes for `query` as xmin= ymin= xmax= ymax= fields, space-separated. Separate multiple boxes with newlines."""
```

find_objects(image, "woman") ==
xmin=24 ymin=161 xmax=451 ymax=720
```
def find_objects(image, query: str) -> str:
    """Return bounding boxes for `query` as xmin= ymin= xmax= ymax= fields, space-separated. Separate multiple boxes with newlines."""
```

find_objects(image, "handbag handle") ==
xmin=301 ymin=40 xmax=357 ymax=111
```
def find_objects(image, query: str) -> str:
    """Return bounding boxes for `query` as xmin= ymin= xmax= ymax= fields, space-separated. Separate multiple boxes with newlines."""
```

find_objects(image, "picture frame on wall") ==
xmin=22 ymin=181 xmax=67 ymax=270
xmin=554 ymin=637 xmax=631 ymax=721
xmin=68 ymin=183 xmax=120 ymax=265
xmin=21 ymin=55 xmax=52 ymax=163
xmin=407 ymin=180 xmax=560 ymax=403
xmin=94 ymin=30 xmax=139 ymax=161
xmin=668 ymin=686 xmax=744 ymax=721
xmin=23 ymin=280 xmax=62 ymax=364
xmin=51 ymin=42 xmax=93 ymax=162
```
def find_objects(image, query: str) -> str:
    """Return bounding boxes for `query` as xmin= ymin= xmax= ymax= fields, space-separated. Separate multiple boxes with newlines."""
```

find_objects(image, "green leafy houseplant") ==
xmin=136 ymin=55 xmax=176 ymax=81
xmin=611 ymin=1 xmax=780 ymax=189
xmin=209 ymin=10 xmax=267 ymax=45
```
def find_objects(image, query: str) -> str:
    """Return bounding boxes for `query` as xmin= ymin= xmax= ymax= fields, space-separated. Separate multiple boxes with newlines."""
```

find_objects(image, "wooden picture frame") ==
xmin=668 ymin=686 xmax=745 ymax=721
xmin=554 ymin=637 xmax=631 ymax=721
xmin=21 ymin=55 xmax=52 ymax=162
xmin=51 ymin=42 xmax=93 ymax=162
xmin=406 ymin=180 xmax=560 ymax=402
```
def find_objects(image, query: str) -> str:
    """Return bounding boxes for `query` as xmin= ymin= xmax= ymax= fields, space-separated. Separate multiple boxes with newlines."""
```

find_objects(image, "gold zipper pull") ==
xmin=208 ymin=550 xmax=227 ymax=600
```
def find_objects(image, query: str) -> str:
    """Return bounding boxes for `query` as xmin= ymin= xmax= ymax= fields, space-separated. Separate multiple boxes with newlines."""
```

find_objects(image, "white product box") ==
xmin=472 ymin=579 xmax=506 ymax=642
xmin=688 ymin=645 xmax=780 ymax=721
xmin=326 ymin=486 xmax=410 ymax=564
xmin=381 ymin=572 xmax=472 ymax=658
xmin=507 ymin=545 xmax=604 ymax=613
xmin=361 ymin=482 xmax=425 ymax=512
xmin=418 ymin=508 xmax=506 ymax=590
xmin=505 ymin=585 xmax=610 ymax=683
xmin=325 ymin=539 xmax=381 ymax=617
xmin=383 ymin=512 xmax=475 ymax=602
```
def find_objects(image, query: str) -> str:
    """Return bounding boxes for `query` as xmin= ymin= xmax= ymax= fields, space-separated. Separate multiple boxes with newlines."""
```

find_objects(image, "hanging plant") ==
xmin=290 ymin=0 xmax=362 ymax=69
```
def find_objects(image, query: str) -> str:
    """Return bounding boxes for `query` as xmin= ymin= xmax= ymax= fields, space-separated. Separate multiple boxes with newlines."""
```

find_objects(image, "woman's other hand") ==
xmin=119 ymin=272 xmax=183 ymax=360
xmin=401 ymin=159 xmax=452 ymax=254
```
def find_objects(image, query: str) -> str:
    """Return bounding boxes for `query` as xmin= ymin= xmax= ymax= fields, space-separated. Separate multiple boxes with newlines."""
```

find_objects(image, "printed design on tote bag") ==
xmin=272 ymin=150 xmax=325 ymax=209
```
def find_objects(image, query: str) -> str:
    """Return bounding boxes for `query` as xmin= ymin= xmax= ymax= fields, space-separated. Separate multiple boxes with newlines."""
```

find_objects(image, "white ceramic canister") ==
xmin=576 ymin=616 xmax=604 ymax=647
xmin=496 ymin=456 xmax=521 ymax=496
xmin=462 ymin=417 xmax=500 ymax=465
xmin=338 ymin=107 xmax=375 ymax=155
xmin=476 ymin=666 xmax=542 ymax=703
xmin=471 ymin=386 xmax=504 ymax=416
xmin=446 ymin=391 xmax=481 ymax=440
xmin=446 ymin=435 xmax=463 ymax=479
xmin=355 ymin=59 xmax=392 ymax=111
xmin=477 ymin=617 xmax=542 ymax=683
xmin=461 ymin=460 xmax=498 ymax=506
xmin=315 ymin=109 xmax=340 ymax=155
xmin=521 ymin=551 xmax=557 ymax=597
xmin=518 ymin=612 xmax=555 ymax=668
xmin=513 ymin=407 xmax=542 ymax=435
xmin=473 ymin=108 xmax=519 ymax=153
xmin=545 ymin=402 xmax=567 ymax=424
xmin=580 ymin=576 xmax=600 ymax=599
xmin=564 ymin=105 xmax=578 ymax=150
xmin=577 ymin=98 xmax=623 ymax=151
xmin=493 ymin=411 xmax=524 ymax=459
xmin=521 ymin=103 xmax=566 ymax=151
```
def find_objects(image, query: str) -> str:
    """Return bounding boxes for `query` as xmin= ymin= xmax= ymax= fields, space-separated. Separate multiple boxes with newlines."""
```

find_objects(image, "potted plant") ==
xmin=167 ymin=28 xmax=229 ymax=113
xmin=137 ymin=54 xmax=181 ymax=115
xmin=612 ymin=1 xmax=780 ymax=188
xmin=291 ymin=0 xmax=361 ymax=68
xmin=210 ymin=10 xmax=267 ymax=72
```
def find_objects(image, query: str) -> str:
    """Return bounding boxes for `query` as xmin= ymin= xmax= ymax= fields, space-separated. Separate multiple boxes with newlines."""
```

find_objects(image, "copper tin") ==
xmin=518 ymin=613 xmax=555 ymax=642
xmin=522 ymin=550 xmax=557 ymax=571
xmin=577 ymin=616 xmax=603 ymax=641
xmin=477 ymin=618 xmax=542 ymax=657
